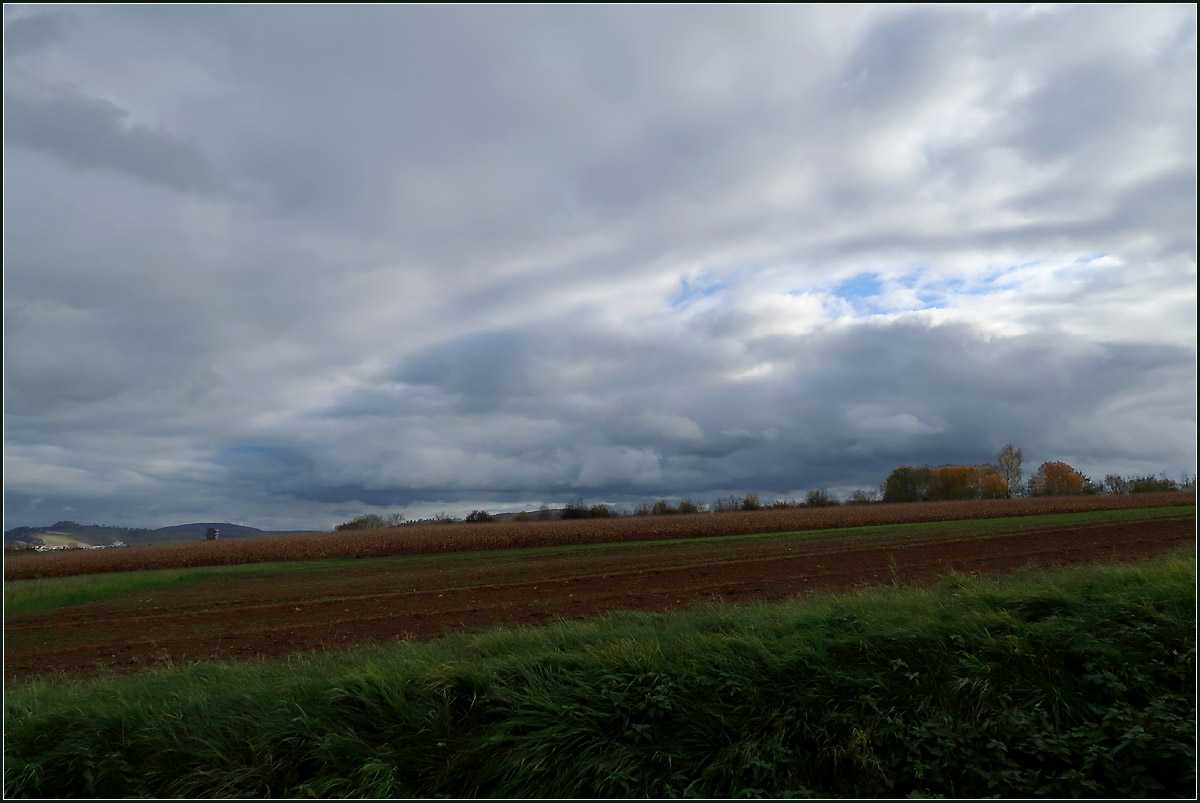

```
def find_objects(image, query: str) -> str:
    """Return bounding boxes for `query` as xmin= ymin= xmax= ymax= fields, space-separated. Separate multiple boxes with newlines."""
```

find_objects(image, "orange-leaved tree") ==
xmin=928 ymin=465 xmax=1009 ymax=500
xmin=883 ymin=464 xmax=1009 ymax=502
xmin=1028 ymin=461 xmax=1085 ymax=496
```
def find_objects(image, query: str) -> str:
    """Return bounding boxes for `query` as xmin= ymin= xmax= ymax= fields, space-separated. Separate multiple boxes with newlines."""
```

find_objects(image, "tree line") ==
xmin=333 ymin=444 xmax=1194 ymax=529
xmin=881 ymin=444 xmax=1196 ymax=503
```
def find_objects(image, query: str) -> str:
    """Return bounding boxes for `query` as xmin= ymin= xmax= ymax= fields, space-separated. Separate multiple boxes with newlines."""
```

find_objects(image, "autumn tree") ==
xmin=1028 ymin=461 xmax=1086 ymax=496
xmin=928 ymin=466 xmax=972 ymax=500
xmin=883 ymin=464 xmax=1007 ymax=502
xmin=977 ymin=470 xmax=1010 ymax=498
xmin=997 ymin=444 xmax=1022 ymax=497
xmin=931 ymin=465 xmax=1009 ymax=500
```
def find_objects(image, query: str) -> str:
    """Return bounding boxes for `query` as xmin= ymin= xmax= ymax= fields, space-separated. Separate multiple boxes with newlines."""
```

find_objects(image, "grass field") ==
xmin=5 ymin=551 xmax=1195 ymax=798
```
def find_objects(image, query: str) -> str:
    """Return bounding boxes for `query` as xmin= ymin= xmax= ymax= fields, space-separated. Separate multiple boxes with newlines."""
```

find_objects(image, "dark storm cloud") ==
xmin=219 ymin=317 xmax=1192 ymax=515
xmin=3 ymin=10 xmax=71 ymax=55
xmin=4 ymin=83 xmax=227 ymax=194
xmin=399 ymin=332 xmax=543 ymax=411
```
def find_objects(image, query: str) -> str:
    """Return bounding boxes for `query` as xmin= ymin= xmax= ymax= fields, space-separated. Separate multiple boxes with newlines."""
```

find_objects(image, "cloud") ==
xmin=2 ymin=5 xmax=1194 ymax=529
xmin=4 ymin=81 xmax=227 ymax=194
xmin=3 ymin=10 xmax=73 ymax=56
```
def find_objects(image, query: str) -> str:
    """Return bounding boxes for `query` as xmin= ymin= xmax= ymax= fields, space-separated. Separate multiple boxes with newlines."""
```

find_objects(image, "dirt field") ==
xmin=5 ymin=492 xmax=1194 ymax=581
xmin=5 ymin=507 xmax=1193 ymax=682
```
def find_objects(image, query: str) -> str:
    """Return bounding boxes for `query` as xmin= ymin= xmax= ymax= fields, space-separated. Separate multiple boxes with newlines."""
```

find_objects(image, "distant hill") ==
xmin=490 ymin=509 xmax=566 ymax=521
xmin=4 ymin=521 xmax=150 ymax=548
xmin=4 ymin=521 xmax=322 ymax=547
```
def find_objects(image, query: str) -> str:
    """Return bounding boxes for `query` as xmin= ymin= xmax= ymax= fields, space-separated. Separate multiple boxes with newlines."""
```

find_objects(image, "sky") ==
xmin=3 ymin=4 xmax=1196 ymax=531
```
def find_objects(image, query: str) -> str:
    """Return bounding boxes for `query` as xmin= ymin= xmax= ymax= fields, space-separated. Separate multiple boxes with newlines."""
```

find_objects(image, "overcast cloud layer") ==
xmin=4 ymin=4 xmax=1196 ymax=530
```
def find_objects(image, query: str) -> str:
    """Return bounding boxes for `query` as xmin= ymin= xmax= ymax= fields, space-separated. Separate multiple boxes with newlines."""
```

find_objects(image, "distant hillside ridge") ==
xmin=3 ymin=521 xmax=153 ymax=548
xmin=5 ymin=521 xmax=320 ymax=547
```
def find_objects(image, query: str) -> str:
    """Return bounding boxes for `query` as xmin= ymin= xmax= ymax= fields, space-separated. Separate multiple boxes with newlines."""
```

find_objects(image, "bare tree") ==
xmin=1104 ymin=474 xmax=1131 ymax=495
xmin=997 ymin=444 xmax=1023 ymax=497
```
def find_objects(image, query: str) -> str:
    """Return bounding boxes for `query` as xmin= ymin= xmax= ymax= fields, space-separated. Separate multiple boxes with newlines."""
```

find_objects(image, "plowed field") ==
xmin=5 ymin=492 xmax=1194 ymax=581
xmin=5 ymin=507 xmax=1194 ymax=682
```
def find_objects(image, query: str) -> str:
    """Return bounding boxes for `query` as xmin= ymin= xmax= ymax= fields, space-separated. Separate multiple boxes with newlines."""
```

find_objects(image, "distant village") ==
xmin=27 ymin=541 xmax=129 ymax=553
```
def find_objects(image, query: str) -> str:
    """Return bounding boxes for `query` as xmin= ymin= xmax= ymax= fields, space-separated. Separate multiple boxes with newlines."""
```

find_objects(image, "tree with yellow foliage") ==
xmin=1028 ymin=461 xmax=1086 ymax=496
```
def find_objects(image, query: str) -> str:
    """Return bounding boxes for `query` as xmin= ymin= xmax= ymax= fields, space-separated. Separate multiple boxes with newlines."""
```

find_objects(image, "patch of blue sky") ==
xmin=830 ymin=272 xmax=884 ymax=301
xmin=670 ymin=274 xmax=727 ymax=308
xmin=821 ymin=272 xmax=894 ymax=314
xmin=916 ymin=260 xmax=1041 ymax=302
xmin=1074 ymin=252 xmax=1108 ymax=264
xmin=922 ymin=276 xmax=994 ymax=299
xmin=811 ymin=260 xmax=1041 ymax=316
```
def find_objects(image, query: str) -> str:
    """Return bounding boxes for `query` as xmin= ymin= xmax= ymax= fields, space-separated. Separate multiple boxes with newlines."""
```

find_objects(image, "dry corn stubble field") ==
xmin=5 ymin=492 xmax=1194 ymax=581
xmin=4 ymin=500 xmax=1195 ymax=681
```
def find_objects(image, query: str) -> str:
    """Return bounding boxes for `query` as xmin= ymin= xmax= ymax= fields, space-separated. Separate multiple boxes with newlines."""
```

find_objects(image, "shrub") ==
xmin=805 ymin=489 xmax=839 ymax=507
xmin=846 ymin=489 xmax=878 ymax=505
xmin=562 ymin=500 xmax=614 ymax=519
xmin=741 ymin=493 xmax=761 ymax=511
xmin=712 ymin=495 xmax=741 ymax=513
xmin=513 ymin=512 xmax=533 ymax=522
xmin=334 ymin=513 xmax=404 ymax=531
xmin=1129 ymin=475 xmax=1180 ymax=494
xmin=677 ymin=499 xmax=700 ymax=515
xmin=561 ymin=499 xmax=589 ymax=520
xmin=652 ymin=500 xmax=678 ymax=516
xmin=465 ymin=510 xmax=495 ymax=523
xmin=1103 ymin=474 xmax=1132 ymax=495
xmin=633 ymin=503 xmax=652 ymax=517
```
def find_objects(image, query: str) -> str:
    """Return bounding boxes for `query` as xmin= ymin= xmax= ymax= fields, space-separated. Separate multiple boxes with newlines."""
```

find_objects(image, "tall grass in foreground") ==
xmin=6 ymin=552 xmax=1196 ymax=798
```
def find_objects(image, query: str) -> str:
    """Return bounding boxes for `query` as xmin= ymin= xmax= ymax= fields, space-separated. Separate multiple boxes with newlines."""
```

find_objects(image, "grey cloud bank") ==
xmin=3 ymin=4 xmax=1195 ymax=530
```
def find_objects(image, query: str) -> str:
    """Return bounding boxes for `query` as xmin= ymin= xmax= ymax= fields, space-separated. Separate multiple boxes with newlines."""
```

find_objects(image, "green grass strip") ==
xmin=5 ymin=550 xmax=1195 ymax=798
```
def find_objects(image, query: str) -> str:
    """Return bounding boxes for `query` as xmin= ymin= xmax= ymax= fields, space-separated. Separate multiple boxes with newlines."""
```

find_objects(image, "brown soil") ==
xmin=5 ymin=510 xmax=1194 ymax=682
